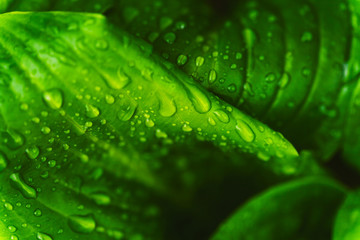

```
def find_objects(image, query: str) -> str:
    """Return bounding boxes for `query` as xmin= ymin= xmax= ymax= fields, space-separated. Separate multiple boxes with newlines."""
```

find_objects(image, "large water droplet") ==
xmin=158 ymin=95 xmax=177 ymax=117
xmin=177 ymin=54 xmax=188 ymax=66
xmin=213 ymin=110 xmax=230 ymax=123
xmin=43 ymin=89 xmax=63 ymax=109
xmin=184 ymin=80 xmax=211 ymax=113
xmin=68 ymin=214 xmax=96 ymax=234
xmin=195 ymin=56 xmax=205 ymax=67
xmin=0 ymin=152 xmax=7 ymax=172
xmin=85 ymin=104 xmax=100 ymax=118
xmin=235 ymin=119 xmax=255 ymax=143
xmin=36 ymin=232 xmax=53 ymax=240
xmin=117 ymin=98 xmax=138 ymax=121
xmin=25 ymin=145 xmax=40 ymax=160
xmin=1 ymin=129 xmax=25 ymax=150
xmin=10 ymin=173 xmax=37 ymax=199
xmin=163 ymin=32 xmax=176 ymax=44
xmin=208 ymin=69 xmax=217 ymax=84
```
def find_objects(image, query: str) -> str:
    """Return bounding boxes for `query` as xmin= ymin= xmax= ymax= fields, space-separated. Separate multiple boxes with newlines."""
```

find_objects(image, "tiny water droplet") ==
xmin=301 ymin=67 xmax=311 ymax=77
xmin=25 ymin=145 xmax=40 ymax=160
xmin=95 ymin=39 xmax=109 ymax=50
xmin=41 ymin=126 xmax=51 ymax=135
xmin=145 ymin=118 xmax=155 ymax=128
xmin=43 ymin=89 xmax=63 ymax=109
xmin=85 ymin=104 xmax=100 ymax=118
xmin=10 ymin=173 xmax=37 ymax=199
xmin=105 ymin=94 xmax=115 ymax=104
xmin=207 ymin=117 xmax=217 ymax=126
xmin=90 ymin=192 xmax=111 ymax=205
xmin=34 ymin=208 xmax=42 ymax=217
xmin=227 ymin=84 xmax=237 ymax=93
xmin=301 ymin=32 xmax=312 ymax=42
xmin=68 ymin=214 xmax=96 ymax=234
xmin=235 ymin=119 xmax=255 ymax=143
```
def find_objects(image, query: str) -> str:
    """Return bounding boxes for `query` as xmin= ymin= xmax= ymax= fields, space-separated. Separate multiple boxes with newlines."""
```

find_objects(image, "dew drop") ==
xmin=182 ymin=124 xmax=193 ymax=132
xmin=41 ymin=126 xmax=51 ymax=135
xmin=68 ymin=214 xmax=96 ymax=234
xmin=10 ymin=173 xmax=37 ymax=199
xmin=227 ymin=84 xmax=237 ymax=93
xmin=36 ymin=232 xmax=53 ymax=240
xmin=195 ymin=56 xmax=205 ymax=67
xmin=95 ymin=39 xmax=109 ymax=50
xmin=34 ymin=208 xmax=42 ymax=217
xmin=105 ymin=94 xmax=115 ymax=104
xmin=8 ymin=225 xmax=17 ymax=233
xmin=208 ymin=69 xmax=217 ymax=84
xmin=163 ymin=32 xmax=176 ymax=44
xmin=4 ymin=202 xmax=13 ymax=210
xmin=213 ymin=110 xmax=230 ymax=123
xmin=158 ymin=95 xmax=177 ymax=117
xmin=265 ymin=72 xmax=276 ymax=83
xmin=207 ymin=117 xmax=217 ymax=126
xmin=25 ymin=145 xmax=40 ymax=160
xmin=301 ymin=32 xmax=313 ymax=42
xmin=117 ymin=99 xmax=138 ymax=121
xmin=184 ymin=81 xmax=211 ymax=113
xmin=43 ymin=89 xmax=63 ymax=109
xmin=86 ymin=104 xmax=100 ymax=118
xmin=145 ymin=118 xmax=155 ymax=128
xmin=90 ymin=192 xmax=111 ymax=205
xmin=177 ymin=54 xmax=188 ymax=66
xmin=1 ymin=129 xmax=25 ymax=150
xmin=235 ymin=119 xmax=255 ymax=143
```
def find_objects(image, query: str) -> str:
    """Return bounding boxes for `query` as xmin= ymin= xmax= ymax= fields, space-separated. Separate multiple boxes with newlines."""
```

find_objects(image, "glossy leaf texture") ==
xmin=104 ymin=0 xmax=357 ymax=160
xmin=0 ymin=11 xmax=303 ymax=240
xmin=211 ymin=177 xmax=347 ymax=240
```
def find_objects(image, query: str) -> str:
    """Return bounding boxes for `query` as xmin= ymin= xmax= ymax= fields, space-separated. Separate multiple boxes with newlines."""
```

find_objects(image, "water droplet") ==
xmin=34 ymin=208 xmax=42 ymax=217
xmin=208 ymin=69 xmax=217 ymax=84
xmin=68 ymin=214 xmax=96 ymax=234
xmin=145 ymin=118 xmax=155 ymax=128
xmin=207 ymin=117 xmax=217 ymax=126
xmin=195 ymin=56 xmax=205 ymax=67
xmin=10 ymin=173 xmax=37 ymax=199
xmin=85 ymin=104 xmax=100 ymax=118
xmin=213 ymin=110 xmax=230 ymax=123
xmin=235 ymin=119 xmax=255 ymax=143
xmin=182 ymin=124 xmax=193 ymax=132
xmin=257 ymin=151 xmax=271 ymax=161
xmin=235 ymin=52 xmax=242 ymax=60
xmin=36 ymin=232 xmax=53 ymax=240
xmin=163 ymin=32 xmax=176 ymax=44
xmin=177 ymin=54 xmax=188 ymax=66
xmin=117 ymin=99 xmax=138 ymax=121
xmin=10 ymin=234 xmax=18 ymax=240
xmin=25 ymin=145 xmax=40 ymax=159
xmin=90 ymin=192 xmax=111 ymax=205
xmin=4 ymin=202 xmax=13 ymax=210
xmin=114 ymin=69 xmax=131 ymax=89
xmin=158 ymin=95 xmax=177 ymax=117
xmin=1 ymin=129 xmax=25 ymax=150
xmin=227 ymin=84 xmax=237 ymax=93
xmin=43 ymin=89 xmax=63 ymax=109
xmin=0 ymin=152 xmax=7 ymax=172
xmin=41 ymin=127 xmax=51 ymax=135
xmin=8 ymin=225 xmax=17 ymax=233
xmin=104 ymin=95 xmax=115 ymax=105
xmin=265 ymin=72 xmax=276 ymax=83
xmin=184 ymin=81 xmax=211 ymax=113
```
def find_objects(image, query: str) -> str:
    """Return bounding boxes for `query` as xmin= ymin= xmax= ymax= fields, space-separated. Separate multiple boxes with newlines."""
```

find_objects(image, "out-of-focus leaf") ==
xmin=211 ymin=177 xmax=347 ymax=240
xmin=333 ymin=190 xmax=360 ymax=240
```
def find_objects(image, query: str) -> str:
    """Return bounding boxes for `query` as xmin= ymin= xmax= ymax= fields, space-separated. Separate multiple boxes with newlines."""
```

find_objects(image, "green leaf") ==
xmin=333 ymin=190 xmax=360 ymax=240
xmin=0 ymin=11 xmax=301 ymax=240
xmin=211 ymin=177 xmax=347 ymax=240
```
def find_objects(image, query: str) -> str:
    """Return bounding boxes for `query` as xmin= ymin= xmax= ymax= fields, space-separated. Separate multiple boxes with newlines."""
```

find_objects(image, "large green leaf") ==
xmin=0 ymin=11 xmax=302 ymax=240
xmin=211 ymin=177 xmax=347 ymax=240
